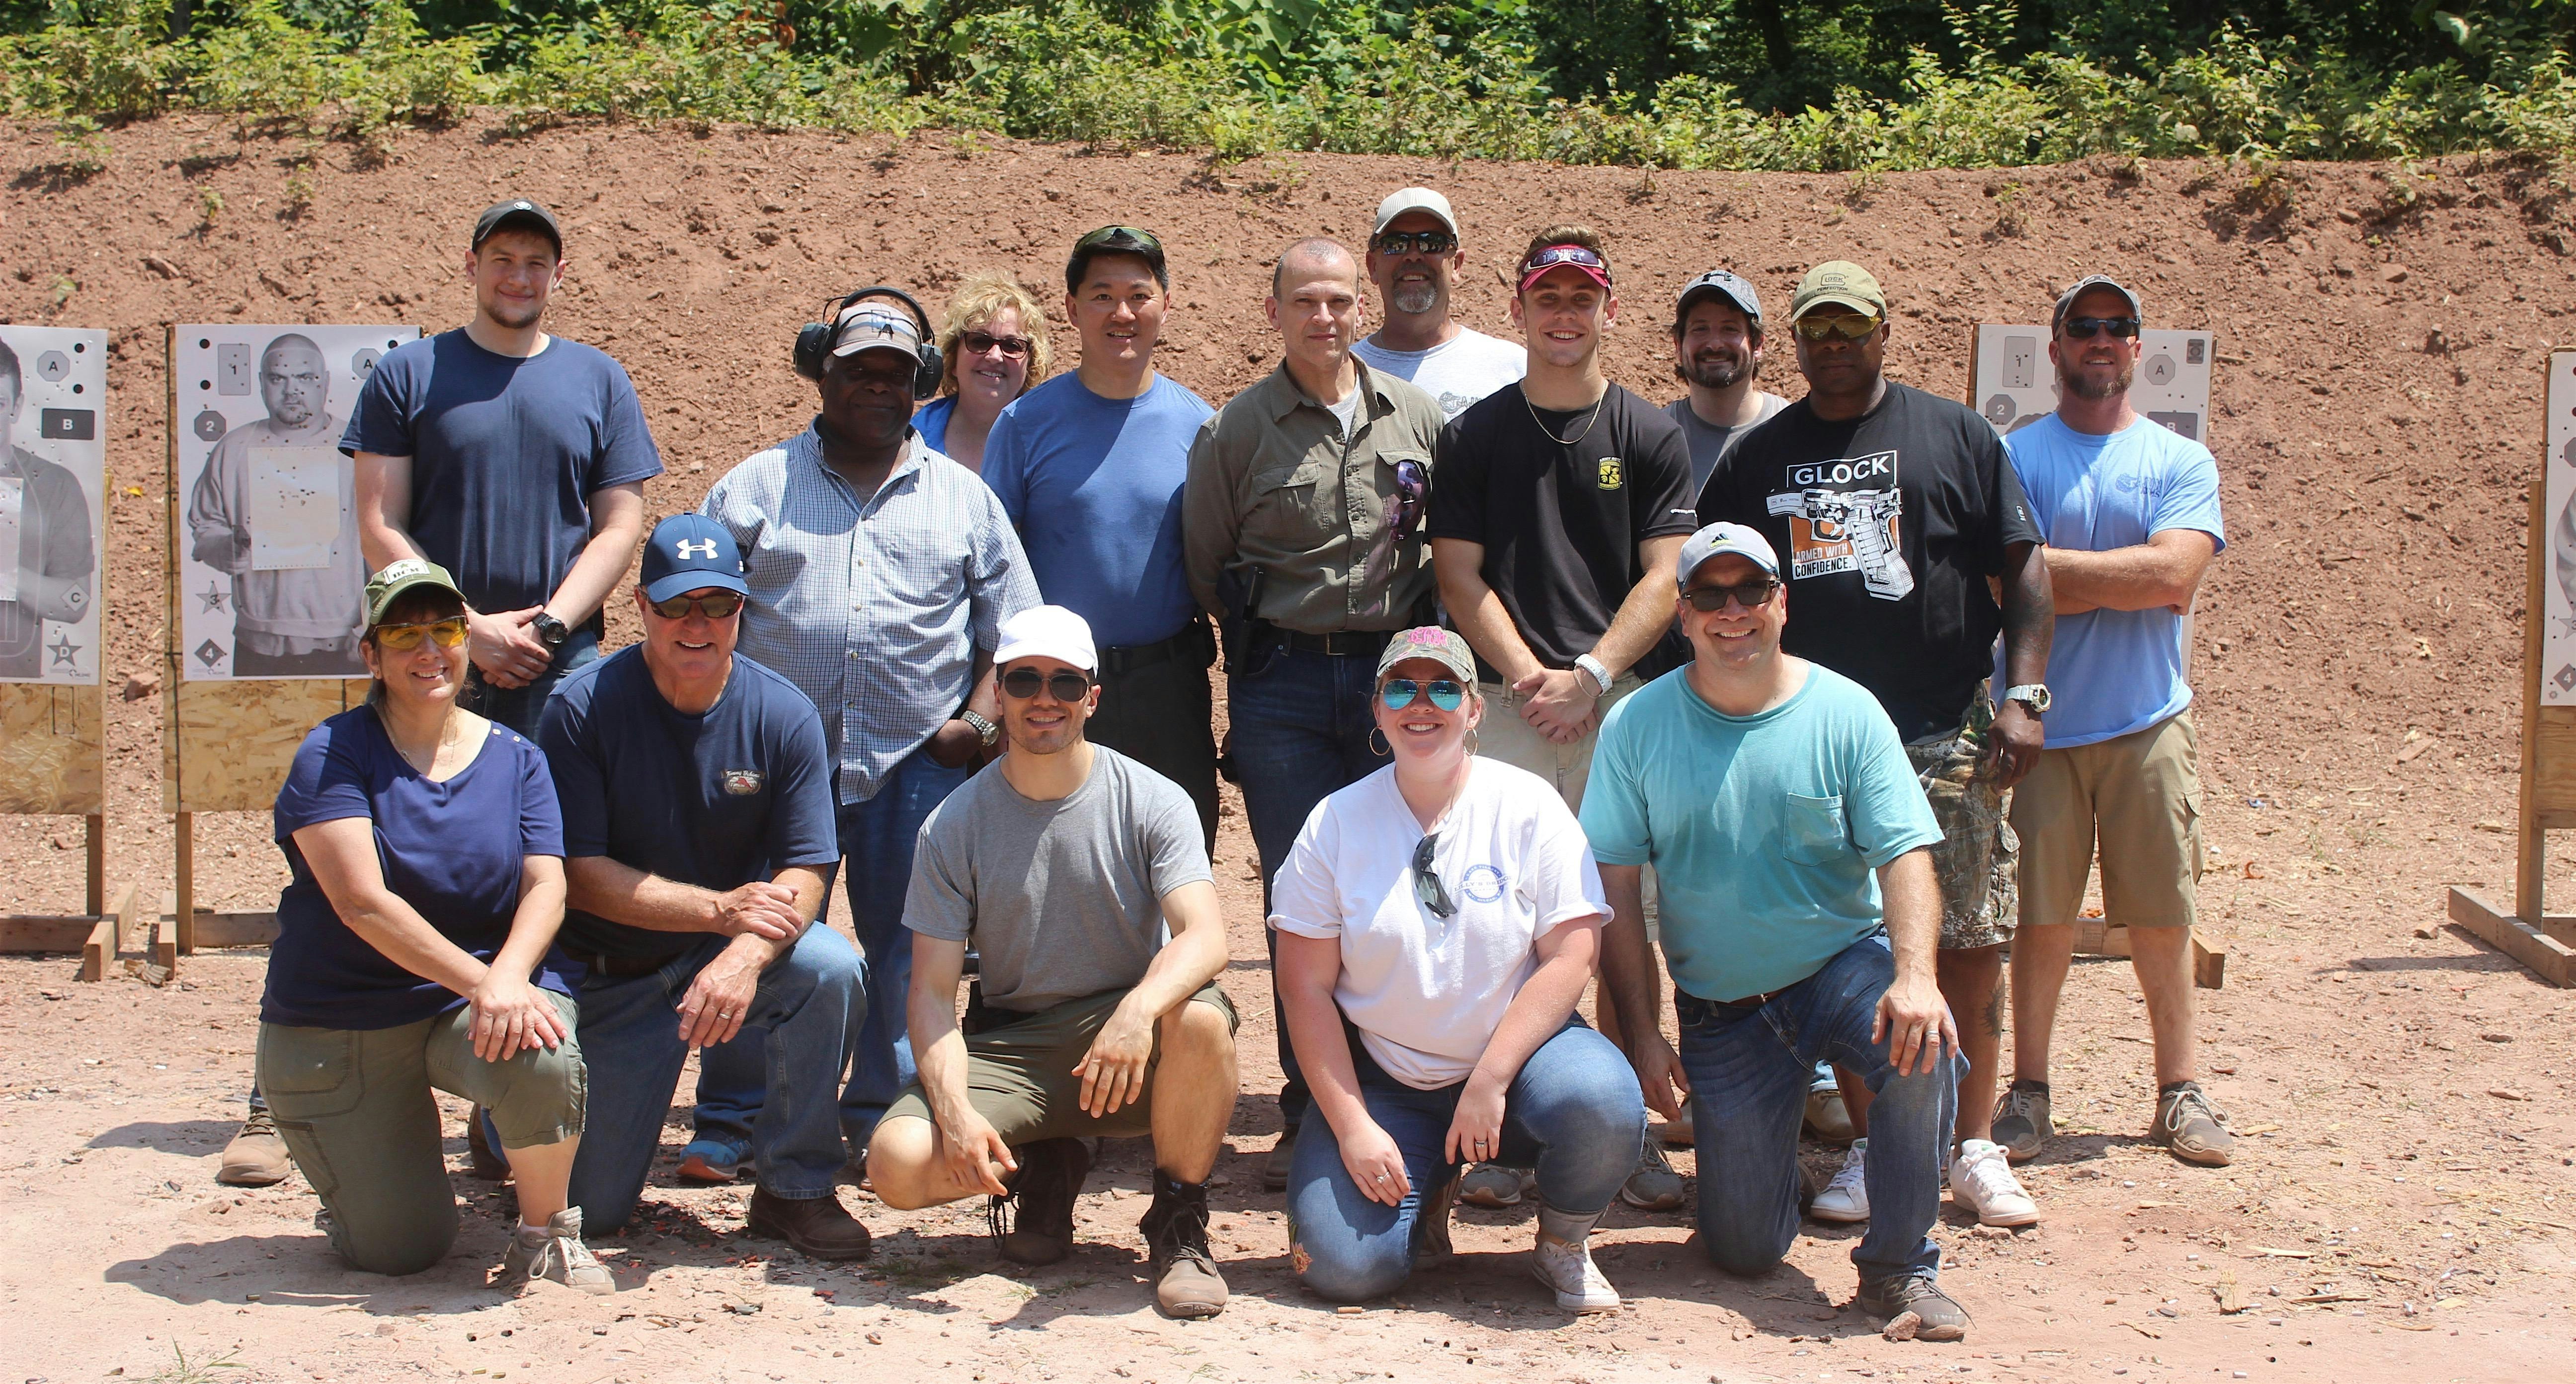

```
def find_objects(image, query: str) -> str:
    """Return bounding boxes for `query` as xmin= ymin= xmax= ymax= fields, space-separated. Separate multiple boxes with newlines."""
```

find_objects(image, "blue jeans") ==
xmin=460 ymin=625 xmax=600 ymax=738
xmin=1286 ymin=1021 xmax=1643 ymax=1303
xmin=1677 ymin=932 xmax=1956 ymax=1287
xmin=1230 ymin=644 xmax=1390 ymax=1130
xmin=696 ymin=748 xmax=971 ymax=1156
xmin=565 ymin=924 xmax=864 ymax=1232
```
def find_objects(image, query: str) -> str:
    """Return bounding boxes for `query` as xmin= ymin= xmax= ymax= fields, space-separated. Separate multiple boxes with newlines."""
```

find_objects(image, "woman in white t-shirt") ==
xmin=1271 ymin=626 xmax=1645 ymax=1311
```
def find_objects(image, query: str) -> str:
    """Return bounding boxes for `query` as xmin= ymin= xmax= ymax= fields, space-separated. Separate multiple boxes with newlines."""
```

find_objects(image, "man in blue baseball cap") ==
xmin=538 ymin=515 xmax=875 ymax=1259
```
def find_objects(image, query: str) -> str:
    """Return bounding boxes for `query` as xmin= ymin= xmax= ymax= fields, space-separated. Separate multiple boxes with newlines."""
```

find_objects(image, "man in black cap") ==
xmin=346 ymin=198 xmax=662 ymax=739
xmin=1666 ymin=269 xmax=1789 ymax=503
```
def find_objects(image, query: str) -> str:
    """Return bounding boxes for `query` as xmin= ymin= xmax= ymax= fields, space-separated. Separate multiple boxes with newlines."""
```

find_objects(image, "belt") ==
xmin=1279 ymin=629 xmax=1392 ymax=658
xmin=1098 ymin=624 xmax=1205 ymax=675
xmin=571 ymin=947 xmax=689 ymax=979
xmin=1674 ymin=986 xmax=1784 ymax=1022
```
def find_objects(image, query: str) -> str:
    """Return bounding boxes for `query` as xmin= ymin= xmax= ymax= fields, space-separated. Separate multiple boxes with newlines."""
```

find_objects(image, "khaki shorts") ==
xmin=1908 ymin=691 xmax=2019 ymax=951
xmin=2011 ymin=709 xmax=2201 ymax=931
xmin=882 ymin=982 xmax=1238 ymax=1145
xmin=1472 ymin=675 xmax=1642 ymax=813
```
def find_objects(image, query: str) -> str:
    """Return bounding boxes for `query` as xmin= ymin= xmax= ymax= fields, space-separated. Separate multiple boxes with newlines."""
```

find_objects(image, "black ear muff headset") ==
xmin=793 ymin=285 xmax=943 ymax=399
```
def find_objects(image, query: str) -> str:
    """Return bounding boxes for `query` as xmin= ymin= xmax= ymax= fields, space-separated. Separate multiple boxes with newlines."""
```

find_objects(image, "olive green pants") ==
xmin=256 ymin=992 xmax=585 ymax=1276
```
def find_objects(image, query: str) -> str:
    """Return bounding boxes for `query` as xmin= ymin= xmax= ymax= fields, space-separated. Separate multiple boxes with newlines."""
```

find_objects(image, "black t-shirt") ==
xmin=1699 ymin=381 xmax=2043 ymax=741
xmin=1427 ymin=382 xmax=1698 ymax=674
xmin=539 ymin=647 xmax=842 ymax=960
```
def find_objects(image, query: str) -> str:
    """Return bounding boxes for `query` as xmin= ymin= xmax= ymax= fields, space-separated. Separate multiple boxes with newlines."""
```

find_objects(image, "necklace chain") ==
xmin=1524 ymin=387 xmax=1607 ymax=447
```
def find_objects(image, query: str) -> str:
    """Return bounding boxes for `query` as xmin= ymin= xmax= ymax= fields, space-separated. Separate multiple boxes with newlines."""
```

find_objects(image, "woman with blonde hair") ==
xmin=915 ymin=272 xmax=1052 ymax=472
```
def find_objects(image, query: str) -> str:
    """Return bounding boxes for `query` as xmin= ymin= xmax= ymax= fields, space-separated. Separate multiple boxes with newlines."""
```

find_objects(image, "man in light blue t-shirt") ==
xmin=1585 ymin=522 xmax=1971 ymax=1341
xmin=984 ymin=226 xmax=1219 ymax=846
xmin=1990 ymin=276 xmax=2233 ymax=1173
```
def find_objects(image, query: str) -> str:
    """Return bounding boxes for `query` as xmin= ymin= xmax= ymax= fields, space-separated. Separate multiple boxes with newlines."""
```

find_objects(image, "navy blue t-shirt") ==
xmin=340 ymin=330 xmax=664 ymax=614
xmin=539 ymin=647 xmax=841 ymax=960
xmin=261 ymin=709 xmax=571 ymax=1030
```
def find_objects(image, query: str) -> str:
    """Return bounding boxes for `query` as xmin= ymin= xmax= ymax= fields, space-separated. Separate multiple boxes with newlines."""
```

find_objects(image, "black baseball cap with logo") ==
xmin=473 ymin=198 xmax=564 ymax=255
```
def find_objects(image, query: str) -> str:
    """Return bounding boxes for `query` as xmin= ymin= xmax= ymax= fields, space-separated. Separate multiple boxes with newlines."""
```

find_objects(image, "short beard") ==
xmin=1390 ymin=282 xmax=1440 ymax=316
xmin=2062 ymin=361 xmax=2134 ymax=401
xmin=480 ymin=294 xmax=544 ymax=332
xmin=1678 ymin=347 xmax=1755 ymax=390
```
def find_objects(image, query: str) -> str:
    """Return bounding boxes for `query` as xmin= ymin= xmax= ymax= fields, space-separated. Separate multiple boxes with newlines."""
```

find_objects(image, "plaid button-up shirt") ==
xmin=701 ymin=425 xmax=1037 ymax=803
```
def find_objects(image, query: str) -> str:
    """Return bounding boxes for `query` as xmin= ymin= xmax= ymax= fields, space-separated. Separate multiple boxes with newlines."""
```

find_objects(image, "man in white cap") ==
xmin=1351 ymin=187 xmax=1527 ymax=420
xmin=868 ymin=605 xmax=1239 ymax=1320
xmin=1586 ymin=522 xmax=1971 ymax=1341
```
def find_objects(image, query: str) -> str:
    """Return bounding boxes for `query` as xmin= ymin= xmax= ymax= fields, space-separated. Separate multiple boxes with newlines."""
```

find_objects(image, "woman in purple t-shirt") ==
xmin=255 ymin=559 xmax=608 ymax=1295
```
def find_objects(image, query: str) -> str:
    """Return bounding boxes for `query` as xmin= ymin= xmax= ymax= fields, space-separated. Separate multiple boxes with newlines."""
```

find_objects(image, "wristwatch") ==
xmin=2002 ymin=683 xmax=2052 ymax=716
xmin=1573 ymin=653 xmax=1615 ymax=696
xmin=532 ymin=613 xmax=571 ymax=650
xmin=960 ymin=709 xmax=1001 ymax=749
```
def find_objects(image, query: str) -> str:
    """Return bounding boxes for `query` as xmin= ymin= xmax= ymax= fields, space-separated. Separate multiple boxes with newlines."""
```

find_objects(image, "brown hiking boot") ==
xmin=744 ymin=1187 xmax=874 ymax=1260
xmin=217 ymin=1106 xmax=290 ymax=1187
xmin=2150 ymin=1081 xmax=2236 ymax=1167
xmin=989 ymin=1138 xmax=1090 ymax=1266
xmin=1139 ymin=1171 xmax=1227 ymax=1318
xmin=1416 ymin=1168 xmax=1463 ymax=1271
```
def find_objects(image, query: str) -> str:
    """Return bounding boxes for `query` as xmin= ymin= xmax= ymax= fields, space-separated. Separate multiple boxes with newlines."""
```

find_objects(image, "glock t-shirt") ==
xmin=1426 ymin=382 xmax=1697 ymax=675
xmin=1699 ymin=381 xmax=2042 ymax=742
xmin=539 ymin=647 xmax=840 ymax=961
xmin=341 ymin=330 xmax=664 ymax=615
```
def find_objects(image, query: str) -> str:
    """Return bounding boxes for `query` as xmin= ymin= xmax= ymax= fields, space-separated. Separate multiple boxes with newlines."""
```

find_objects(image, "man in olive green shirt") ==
xmin=1179 ymin=237 xmax=1446 ymax=1183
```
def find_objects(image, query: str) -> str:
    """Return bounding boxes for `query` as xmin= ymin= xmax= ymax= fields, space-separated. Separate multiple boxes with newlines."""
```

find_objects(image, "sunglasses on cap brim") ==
xmin=1518 ymin=245 xmax=1612 ymax=287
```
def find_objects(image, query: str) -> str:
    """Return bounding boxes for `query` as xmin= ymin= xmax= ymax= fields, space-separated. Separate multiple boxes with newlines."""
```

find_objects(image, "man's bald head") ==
xmin=258 ymin=333 xmax=329 ymax=428
xmin=1271 ymin=237 xmax=1360 ymax=300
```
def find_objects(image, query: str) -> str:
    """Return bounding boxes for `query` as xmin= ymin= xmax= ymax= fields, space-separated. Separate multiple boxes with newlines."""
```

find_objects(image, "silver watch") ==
xmin=1574 ymin=654 xmax=1614 ymax=696
xmin=2001 ymin=683 xmax=2051 ymax=716
xmin=960 ymin=709 xmax=1000 ymax=748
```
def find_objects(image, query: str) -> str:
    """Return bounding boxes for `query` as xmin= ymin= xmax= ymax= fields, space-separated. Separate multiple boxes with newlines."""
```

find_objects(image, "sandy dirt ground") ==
xmin=2 ymin=116 xmax=2575 ymax=1383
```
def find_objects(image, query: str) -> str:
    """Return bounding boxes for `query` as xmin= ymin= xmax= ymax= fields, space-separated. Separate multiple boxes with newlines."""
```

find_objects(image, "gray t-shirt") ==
xmin=904 ymin=746 xmax=1212 ymax=1012
xmin=1666 ymin=392 xmax=1789 ymax=502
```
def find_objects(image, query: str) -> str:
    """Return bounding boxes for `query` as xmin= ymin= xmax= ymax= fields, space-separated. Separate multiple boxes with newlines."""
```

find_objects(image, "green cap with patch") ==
xmin=1789 ymin=260 xmax=1887 ymax=319
xmin=363 ymin=557 xmax=467 ymax=628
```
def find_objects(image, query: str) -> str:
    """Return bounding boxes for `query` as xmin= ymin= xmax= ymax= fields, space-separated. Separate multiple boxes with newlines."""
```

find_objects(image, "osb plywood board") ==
xmin=164 ymin=678 xmax=365 ymax=813
xmin=0 ymin=681 xmax=103 ymax=816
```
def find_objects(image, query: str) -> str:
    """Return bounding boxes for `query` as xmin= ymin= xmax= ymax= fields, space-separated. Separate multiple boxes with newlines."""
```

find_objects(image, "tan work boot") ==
xmin=216 ymin=1106 xmax=290 ymax=1187
xmin=1139 ymin=1171 xmax=1227 ymax=1318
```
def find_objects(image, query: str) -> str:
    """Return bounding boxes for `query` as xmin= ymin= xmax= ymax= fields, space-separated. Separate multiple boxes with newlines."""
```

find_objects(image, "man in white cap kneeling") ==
xmin=867 ymin=605 xmax=1240 ymax=1318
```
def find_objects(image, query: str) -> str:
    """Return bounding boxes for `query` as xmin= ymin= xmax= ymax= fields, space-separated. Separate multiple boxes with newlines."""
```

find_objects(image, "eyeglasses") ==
xmin=1390 ymin=458 xmax=1430 ymax=537
xmin=649 ymin=591 xmax=745 ymax=620
xmin=1076 ymin=225 xmax=1161 ymax=253
xmin=960 ymin=331 xmax=1032 ymax=359
xmin=1685 ymin=579 xmax=1780 ymax=612
xmin=1373 ymin=229 xmax=1457 ymax=257
xmin=1380 ymin=677 xmax=1465 ymax=712
xmin=1792 ymin=311 xmax=1882 ymax=342
xmin=1000 ymin=667 xmax=1094 ymax=702
xmin=2060 ymin=315 xmax=2142 ymax=340
xmin=1518 ymin=244 xmax=1612 ymax=286
xmin=374 ymin=617 xmax=468 ymax=652
xmin=1412 ymin=833 xmax=1457 ymax=919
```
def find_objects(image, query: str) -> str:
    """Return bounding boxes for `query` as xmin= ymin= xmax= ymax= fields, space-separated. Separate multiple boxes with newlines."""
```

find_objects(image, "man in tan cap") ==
xmin=1351 ymin=187 xmax=1527 ymax=420
xmin=1699 ymin=260 xmax=2054 ymax=1231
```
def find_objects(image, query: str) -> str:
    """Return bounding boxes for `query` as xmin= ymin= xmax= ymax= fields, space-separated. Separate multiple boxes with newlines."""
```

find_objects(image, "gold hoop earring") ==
xmin=1368 ymin=727 xmax=1391 ymax=757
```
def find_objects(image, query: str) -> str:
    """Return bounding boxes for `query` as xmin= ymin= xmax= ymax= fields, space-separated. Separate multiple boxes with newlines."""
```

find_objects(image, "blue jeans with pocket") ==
xmin=460 ymin=625 xmax=600 ymax=739
xmin=1677 ymin=931 xmax=1956 ymax=1288
xmin=566 ymin=924 xmax=864 ymax=1232
xmin=1228 ymin=643 xmax=1390 ymax=1131
xmin=695 ymin=749 xmax=968 ymax=1157
xmin=1286 ymin=1020 xmax=1643 ymax=1303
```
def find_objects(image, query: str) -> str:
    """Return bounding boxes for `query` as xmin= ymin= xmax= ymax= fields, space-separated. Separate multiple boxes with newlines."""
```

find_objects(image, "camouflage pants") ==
xmin=1906 ymin=690 xmax=2019 ymax=951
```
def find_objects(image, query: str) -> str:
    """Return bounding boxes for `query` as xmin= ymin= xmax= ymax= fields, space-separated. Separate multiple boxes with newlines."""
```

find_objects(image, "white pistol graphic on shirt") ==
xmin=1766 ymin=450 xmax=1914 ymax=601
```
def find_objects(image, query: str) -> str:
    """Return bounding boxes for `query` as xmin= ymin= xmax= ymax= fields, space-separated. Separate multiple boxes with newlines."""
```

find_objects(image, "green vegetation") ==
xmin=6 ymin=0 xmax=2576 ymax=169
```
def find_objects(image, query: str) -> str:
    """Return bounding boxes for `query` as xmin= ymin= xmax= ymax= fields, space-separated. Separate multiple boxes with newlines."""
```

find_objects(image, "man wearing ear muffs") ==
xmin=694 ymin=289 xmax=1040 ymax=1181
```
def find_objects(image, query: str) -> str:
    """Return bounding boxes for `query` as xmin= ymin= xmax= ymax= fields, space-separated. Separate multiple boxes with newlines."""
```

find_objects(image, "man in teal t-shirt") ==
xmin=1585 ymin=522 xmax=1972 ymax=1341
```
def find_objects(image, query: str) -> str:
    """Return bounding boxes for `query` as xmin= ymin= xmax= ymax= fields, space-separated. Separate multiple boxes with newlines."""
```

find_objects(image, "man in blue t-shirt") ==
xmin=541 ymin=516 xmax=872 ymax=1260
xmin=347 ymin=198 xmax=662 ymax=736
xmin=1585 ymin=522 xmax=1970 ymax=1341
xmin=1991 ymin=276 xmax=2234 ymax=1173
xmin=982 ymin=226 xmax=1219 ymax=846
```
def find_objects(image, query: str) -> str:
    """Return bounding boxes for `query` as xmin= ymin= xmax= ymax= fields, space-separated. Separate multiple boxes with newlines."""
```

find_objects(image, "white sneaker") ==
xmin=1530 ymin=1229 xmax=1620 ymax=1313
xmin=501 ymin=1207 xmax=615 ymax=1295
xmin=1948 ymin=1139 xmax=2040 ymax=1227
xmin=1810 ymin=1138 xmax=1869 ymax=1223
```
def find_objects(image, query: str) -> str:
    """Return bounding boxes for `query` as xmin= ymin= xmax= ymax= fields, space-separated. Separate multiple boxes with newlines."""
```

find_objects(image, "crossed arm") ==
xmin=562 ymin=856 xmax=829 ymax=1047
xmin=2043 ymin=529 xmax=2217 ymax=616
xmin=1434 ymin=533 xmax=1683 ymax=744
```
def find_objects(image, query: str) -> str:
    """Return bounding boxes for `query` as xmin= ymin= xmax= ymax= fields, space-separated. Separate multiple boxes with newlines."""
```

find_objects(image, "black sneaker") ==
xmin=988 ymin=1138 xmax=1090 ymax=1266
xmin=1856 ymin=1272 xmax=1971 ymax=1342
xmin=1139 ymin=1171 xmax=1227 ymax=1318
